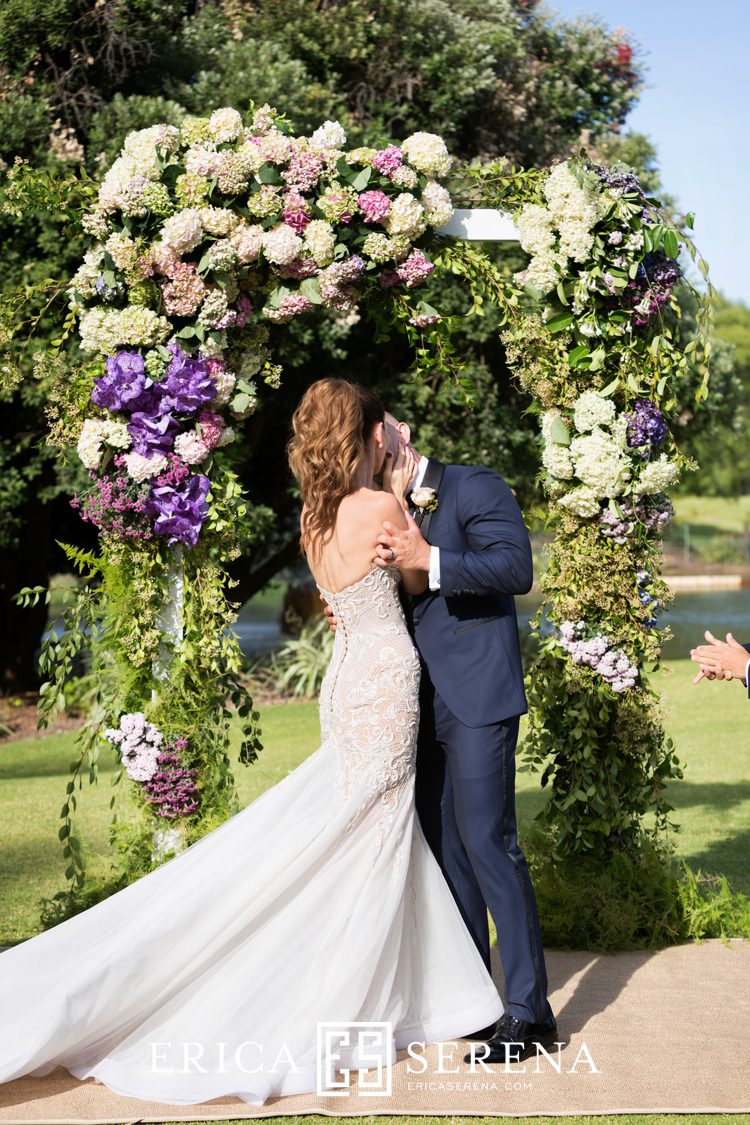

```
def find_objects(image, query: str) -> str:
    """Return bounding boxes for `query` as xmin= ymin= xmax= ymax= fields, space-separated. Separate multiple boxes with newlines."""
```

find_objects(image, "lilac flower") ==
xmin=145 ymin=473 xmax=211 ymax=546
xmin=558 ymin=620 xmax=638 ymax=691
xmin=624 ymin=399 xmax=667 ymax=458
xmin=91 ymin=351 xmax=151 ymax=413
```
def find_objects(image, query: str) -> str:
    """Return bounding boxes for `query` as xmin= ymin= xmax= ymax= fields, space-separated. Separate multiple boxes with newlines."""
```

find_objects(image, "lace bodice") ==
xmin=316 ymin=563 xmax=421 ymax=842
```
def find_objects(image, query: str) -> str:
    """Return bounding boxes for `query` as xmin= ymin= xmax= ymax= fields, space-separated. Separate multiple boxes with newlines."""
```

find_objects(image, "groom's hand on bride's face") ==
xmin=374 ymin=513 xmax=430 ymax=572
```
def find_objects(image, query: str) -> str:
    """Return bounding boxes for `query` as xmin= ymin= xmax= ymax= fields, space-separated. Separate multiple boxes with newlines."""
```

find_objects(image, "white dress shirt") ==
xmin=745 ymin=658 xmax=750 ymax=698
xmin=410 ymin=455 xmax=441 ymax=591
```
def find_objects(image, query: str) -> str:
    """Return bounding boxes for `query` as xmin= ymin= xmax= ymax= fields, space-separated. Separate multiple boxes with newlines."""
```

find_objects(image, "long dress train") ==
xmin=0 ymin=563 xmax=502 ymax=1105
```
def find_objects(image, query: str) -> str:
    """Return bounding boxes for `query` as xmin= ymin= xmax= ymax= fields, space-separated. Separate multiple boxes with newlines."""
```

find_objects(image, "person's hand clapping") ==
xmin=690 ymin=630 xmax=748 ymax=684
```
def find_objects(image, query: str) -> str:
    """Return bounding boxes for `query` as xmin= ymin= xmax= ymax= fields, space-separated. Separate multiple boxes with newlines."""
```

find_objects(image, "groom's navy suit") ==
xmin=403 ymin=458 xmax=552 ymax=1025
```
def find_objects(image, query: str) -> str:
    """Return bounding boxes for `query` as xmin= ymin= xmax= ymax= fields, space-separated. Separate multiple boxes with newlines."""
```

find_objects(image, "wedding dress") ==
xmin=0 ymin=562 xmax=502 ymax=1106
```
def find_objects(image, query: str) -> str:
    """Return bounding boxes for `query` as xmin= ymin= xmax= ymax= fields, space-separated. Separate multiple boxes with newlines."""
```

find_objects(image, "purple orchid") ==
xmin=128 ymin=410 xmax=180 ymax=456
xmin=162 ymin=343 xmax=217 ymax=414
xmin=91 ymin=351 xmax=152 ymax=413
xmin=145 ymin=473 xmax=211 ymax=547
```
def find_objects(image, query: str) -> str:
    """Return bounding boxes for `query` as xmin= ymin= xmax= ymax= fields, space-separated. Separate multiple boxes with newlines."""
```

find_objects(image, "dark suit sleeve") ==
xmin=744 ymin=643 xmax=750 ymax=699
xmin=437 ymin=467 xmax=533 ymax=597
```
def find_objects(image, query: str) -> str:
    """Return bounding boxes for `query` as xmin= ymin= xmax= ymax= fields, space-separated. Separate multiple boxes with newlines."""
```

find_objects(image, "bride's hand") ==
xmin=382 ymin=439 xmax=418 ymax=510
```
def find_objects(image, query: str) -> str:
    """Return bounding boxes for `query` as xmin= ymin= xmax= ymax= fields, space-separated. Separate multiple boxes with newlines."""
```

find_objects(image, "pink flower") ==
xmin=197 ymin=408 xmax=224 ymax=450
xmin=263 ymin=293 xmax=315 ymax=323
xmin=357 ymin=189 xmax=391 ymax=224
xmin=282 ymin=189 xmax=311 ymax=233
xmin=282 ymin=151 xmax=324 ymax=192
xmin=372 ymin=145 xmax=404 ymax=178
xmin=396 ymin=249 xmax=434 ymax=288
xmin=161 ymin=262 xmax=206 ymax=317
xmin=235 ymin=292 xmax=253 ymax=327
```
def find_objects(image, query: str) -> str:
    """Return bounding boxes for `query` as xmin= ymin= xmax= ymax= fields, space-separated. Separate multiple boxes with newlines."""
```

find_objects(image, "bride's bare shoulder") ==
xmin=340 ymin=489 xmax=403 ymax=524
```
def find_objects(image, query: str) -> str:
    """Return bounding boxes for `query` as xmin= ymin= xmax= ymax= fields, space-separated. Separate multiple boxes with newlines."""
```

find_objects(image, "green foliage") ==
xmin=257 ymin=613 xmax=334 ymax=700
xmin=525 ymin=828 xmax=750 ymax=951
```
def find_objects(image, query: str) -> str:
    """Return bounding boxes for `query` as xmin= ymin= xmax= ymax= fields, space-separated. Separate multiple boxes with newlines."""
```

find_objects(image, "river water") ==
xmin=234 ymin=587 xmax=750 ymax=663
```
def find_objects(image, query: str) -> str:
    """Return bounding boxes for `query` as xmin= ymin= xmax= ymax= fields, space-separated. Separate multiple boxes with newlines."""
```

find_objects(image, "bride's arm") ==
xmin=372 ymin=494 xmax=428 ymax=595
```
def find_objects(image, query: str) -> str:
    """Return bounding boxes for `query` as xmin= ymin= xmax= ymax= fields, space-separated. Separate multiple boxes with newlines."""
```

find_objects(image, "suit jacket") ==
xmin=403 ymin=459 xmax=533 ymax=727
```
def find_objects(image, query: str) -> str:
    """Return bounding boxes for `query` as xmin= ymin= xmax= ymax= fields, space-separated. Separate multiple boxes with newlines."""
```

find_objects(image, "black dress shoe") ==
xmin=463 ymin=1023 xmax=497 ymax=1041
xmin=463 ymin=1012 xmax=559 ymax=1065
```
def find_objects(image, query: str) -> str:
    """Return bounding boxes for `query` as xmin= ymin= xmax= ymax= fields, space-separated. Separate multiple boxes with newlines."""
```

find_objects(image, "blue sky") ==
xmin=546 ymin=0 xmax=749 ymax=305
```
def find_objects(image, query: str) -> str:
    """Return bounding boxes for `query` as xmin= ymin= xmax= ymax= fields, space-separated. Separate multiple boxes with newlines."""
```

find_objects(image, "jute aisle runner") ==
xmin=1 ymin=940 xmax=749 ymax=1122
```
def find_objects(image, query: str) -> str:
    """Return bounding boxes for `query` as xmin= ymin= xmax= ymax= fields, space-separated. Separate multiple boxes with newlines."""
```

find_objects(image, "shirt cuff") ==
xmin=428 ymin=545 xmax=441 ymax=591
xmin=745 ymin=658 xmax=750 ymax=697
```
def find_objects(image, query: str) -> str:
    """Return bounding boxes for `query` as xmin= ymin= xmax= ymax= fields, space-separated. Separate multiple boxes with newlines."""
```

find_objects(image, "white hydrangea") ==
xmin=104 ymin=233 xmax=138 ymax=271
xmin=173 ymin=432 xmax=210 ymax=465
xmin=216 ymin=425 xmax=236 ymax=447
xmin=401 ymin=131 xmax=452 ymax=177
xmin=70 ymin=247 xmax=106 ymax=299
xmin=97 ymin=125 xmax=178 ymax=213
xmin=103 ymin=420 xmax=131 ymax=448
xmin=209 ymin=106 xmax=244 ymax=143
xmin=123 ymin=451 xmax=167 ymax=482
xmin=262 ymin=222 xmax=303 ymax=266
xmin=259 ymin=130 xmax=293 ymax=164
xmin=573 ymin=391 xmax=617 ymax=433
xmin=383 ymin=193 xmax=426 ymax=239
xmin=209 ymin=369 xmax=237 ymax=407
xmin=160 ymin=208 xmax=204 ymax=254
xmin=199 ymin=206 xmax=240 ymax=236
xmin=229 ymin=222 xmax=264 ymax=264
xmin=122 ymin=123 xmax=180 ymax=160
xmin=517 ymin=204 xmax=556 ymax=256
xmin=303 ymin=219 xmax=336 ymax=267
xmin=76 ymin=419 xmax=131 ymax=470
xmin=420 ymin=180 xmax=453 ymax=226
xmin=569 ymin=429 xmax=631 ymax=498
xmin=557 ymin=485 xmax=601 ymax=519
xmin=78 ymin=306 xmax=171 ymax=354
xmin=184 ymin=144 xmax=222 ymax=178
xmin=77 ymin=419 xmax=108 ymax=470
xmin=633 ymin=453 xmax=680 ymax=495
xmin=308 ymin=120 xmax=347 ymax=152
xmin=390 ymin=164 xmax=418 ymax=189
xmin=151 ymin=825 xmax=186 ymax=864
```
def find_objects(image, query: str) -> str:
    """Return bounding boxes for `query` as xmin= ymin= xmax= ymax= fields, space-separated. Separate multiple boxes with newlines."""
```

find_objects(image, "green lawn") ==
xmin=153 ymin=1118 xmax=749 ymax=1125
xmin=1 ymin=659 xmax=748 ymax=946
xmin=671 ymin=493 xmax=750 ymax=534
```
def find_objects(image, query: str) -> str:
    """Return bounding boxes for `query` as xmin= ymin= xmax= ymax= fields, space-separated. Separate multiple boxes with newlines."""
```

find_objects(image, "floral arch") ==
xmin=14 ymin=102 xmax=711 ymax=912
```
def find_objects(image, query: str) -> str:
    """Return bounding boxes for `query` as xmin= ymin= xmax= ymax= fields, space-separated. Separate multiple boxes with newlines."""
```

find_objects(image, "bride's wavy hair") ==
xmin=287 ymin=378 xmax=385 ymax=557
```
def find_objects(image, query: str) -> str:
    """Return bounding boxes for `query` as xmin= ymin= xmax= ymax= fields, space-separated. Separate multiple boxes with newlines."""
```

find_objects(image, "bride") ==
xmin=0 ymin=377 xmax=503 ymax=1106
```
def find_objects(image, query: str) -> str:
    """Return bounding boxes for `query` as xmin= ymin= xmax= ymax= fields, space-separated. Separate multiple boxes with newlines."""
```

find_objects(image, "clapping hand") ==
xmin=690 ymin=630 xmax=749 ymax=684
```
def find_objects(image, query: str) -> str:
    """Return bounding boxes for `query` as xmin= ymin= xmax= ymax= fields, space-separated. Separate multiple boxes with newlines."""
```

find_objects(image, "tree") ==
xmin=0 ymin=0 xmax=718 ymax=691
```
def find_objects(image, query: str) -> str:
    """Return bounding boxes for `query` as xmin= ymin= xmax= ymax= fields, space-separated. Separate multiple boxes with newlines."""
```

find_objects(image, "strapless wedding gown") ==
xmin=0 ymin=563 xmax=502 ymax=1106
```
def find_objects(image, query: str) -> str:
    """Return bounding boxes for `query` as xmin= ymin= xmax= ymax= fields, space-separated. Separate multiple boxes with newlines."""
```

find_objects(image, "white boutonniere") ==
xmin=411 ymin=486 xmax=439 ymax=512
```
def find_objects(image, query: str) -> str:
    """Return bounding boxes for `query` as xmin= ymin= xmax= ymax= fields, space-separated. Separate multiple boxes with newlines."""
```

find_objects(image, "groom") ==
xmin=373 ymin=413 xmax=557 ymax=1063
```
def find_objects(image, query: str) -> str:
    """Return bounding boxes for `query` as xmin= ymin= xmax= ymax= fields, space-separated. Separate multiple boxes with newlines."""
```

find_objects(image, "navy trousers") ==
xmin=415 ymin=676 xmax=551 ymax=1024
